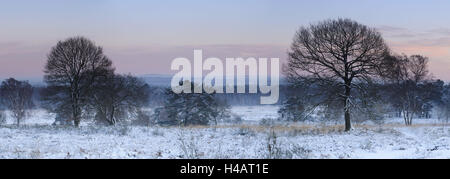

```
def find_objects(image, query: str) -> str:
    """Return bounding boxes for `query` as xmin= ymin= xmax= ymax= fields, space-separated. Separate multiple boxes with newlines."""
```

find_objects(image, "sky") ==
xmin=0 ymin=0 xmax=450 ymax=81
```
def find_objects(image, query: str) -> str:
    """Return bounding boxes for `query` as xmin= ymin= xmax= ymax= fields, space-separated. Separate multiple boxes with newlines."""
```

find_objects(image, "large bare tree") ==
xmin=44 ymin=37 xmax=114 ymax=127
xmin=286 ymin=19 xmax=389 ymax=131
xmin=0 ymin=78 xmax=34 ymax=126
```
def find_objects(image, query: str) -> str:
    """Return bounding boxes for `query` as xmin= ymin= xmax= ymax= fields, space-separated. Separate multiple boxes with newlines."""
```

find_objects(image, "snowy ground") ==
xmin=0 ymin=107 xmax=449 ymax=159
xmin=231 ymin=105 xmax=279 ymax=122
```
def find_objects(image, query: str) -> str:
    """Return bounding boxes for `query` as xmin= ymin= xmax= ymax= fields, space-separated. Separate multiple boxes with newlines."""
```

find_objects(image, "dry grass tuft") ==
xmin=164 ymin=123 xmax=449 ymax=136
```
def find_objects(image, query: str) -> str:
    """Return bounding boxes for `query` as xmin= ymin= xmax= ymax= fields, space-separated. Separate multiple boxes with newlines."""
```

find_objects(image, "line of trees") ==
xmin=280 ymin=18 xmax=450 ymax=130
xmin=1 ymin=19 xmax=450 ymax=130
xmin=41 ymin=37 xmax=151 ymax=127
xmin=0 ymin=36 xmax=231 ymax=127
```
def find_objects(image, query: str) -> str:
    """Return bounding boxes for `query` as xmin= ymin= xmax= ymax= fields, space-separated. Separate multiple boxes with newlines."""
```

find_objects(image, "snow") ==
xmin=0 ymin=107 xmax=449 ymax=159
xmin=355 ymin=127 xmax=450 ymax=159
xmin=230 ymin=105 xmax=279 ymax=121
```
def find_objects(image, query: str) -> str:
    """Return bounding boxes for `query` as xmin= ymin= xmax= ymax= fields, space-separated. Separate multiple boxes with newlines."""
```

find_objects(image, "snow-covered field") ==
xmin=231 ymin=105 xmax=280 ymax=122
xmin=0 ymin=107 xmax=449 ymax=159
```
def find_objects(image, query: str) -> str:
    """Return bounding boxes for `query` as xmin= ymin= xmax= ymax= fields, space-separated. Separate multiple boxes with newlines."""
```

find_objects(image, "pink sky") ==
xmin=0 ymin=35 xmax=449 ymax=81
xmin=0 ymin=1 xmax=449 ymax=81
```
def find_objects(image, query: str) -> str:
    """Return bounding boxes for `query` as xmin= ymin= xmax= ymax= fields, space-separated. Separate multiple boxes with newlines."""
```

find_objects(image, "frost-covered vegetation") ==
xmin=0 ymin=108 xmax=449 ymax=159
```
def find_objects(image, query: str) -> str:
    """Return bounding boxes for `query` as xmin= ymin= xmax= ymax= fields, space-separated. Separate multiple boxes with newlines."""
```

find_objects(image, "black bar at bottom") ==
xmin=0 ymin=159 xmax=443 ymax=177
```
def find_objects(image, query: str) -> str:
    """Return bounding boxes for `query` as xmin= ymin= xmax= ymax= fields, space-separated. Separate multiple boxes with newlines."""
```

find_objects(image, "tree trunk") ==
xmin=110 ymin=107 xmax=115 ymax=126
xmin=403 ymin=111 xmax=407 ymax=125
xmin=403 ymin=111 xmax=409 ymax=126
xmin=72 ymin=89 xmax=82 ymax=127
xmin=72 ymin=105 xmax=81 ymax=127
xmin=344 ymin=82 xmax=352 ymax=132
xmin=403 ymin=110 xmax=413 ymax=126
xmin=73 ymin=114 xmax=81 ymax=127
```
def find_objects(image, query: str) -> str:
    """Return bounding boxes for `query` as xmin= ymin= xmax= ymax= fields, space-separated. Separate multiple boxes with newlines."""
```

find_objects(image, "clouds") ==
xmin=1 ymin=34 xmax=449 ymax=81
xmin=377 ymin=26 xmax=450 ymax=80
xmin=379 ymin=25 xmax=450 ymax=46
xmin=377 ymin=25 xmax=420 ymax=38
xmin=107 ymin=44 xmax=288 ymax=76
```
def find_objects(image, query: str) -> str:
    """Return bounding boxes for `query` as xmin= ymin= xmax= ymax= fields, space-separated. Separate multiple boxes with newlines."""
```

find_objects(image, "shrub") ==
xmin=153 ymin=81 xmax=230 ymax=126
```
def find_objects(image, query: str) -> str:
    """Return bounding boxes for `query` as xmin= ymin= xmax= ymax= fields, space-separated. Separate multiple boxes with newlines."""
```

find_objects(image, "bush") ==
xmin=265 ymin=129 xmax=312 ymax=159
xmin=153 ymin=81 xmax=230 ymax=126
xmin=266 ymin=130 xmax=283 ymax=159
xmin=259 ymin=118 xmax=276 ymax=126
xmin=177 ymin=130 xmax=201 ymax=159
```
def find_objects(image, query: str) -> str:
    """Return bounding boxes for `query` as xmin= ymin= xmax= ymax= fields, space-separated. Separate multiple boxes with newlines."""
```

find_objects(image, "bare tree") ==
xmin=90 ymin=74 xmax=150 ymax=125
xmin=0 ymin=78 xmax=34 ymax=126
xmin=384 ymin=54 xmax=434 ymax=125
xmin=44 ymin=36 xmax=114 ymax=127
xmin=286 ymin=18 xmax=389 ymax=131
